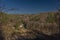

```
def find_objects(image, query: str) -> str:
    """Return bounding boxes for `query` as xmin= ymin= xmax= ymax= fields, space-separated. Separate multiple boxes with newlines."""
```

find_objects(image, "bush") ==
xmin=0 ymin=12 xmax=8 ymax=25
xmin=46 ymin=13 xmax=56 ymax=23
xmin=30 ymin=15 xmax=40 ymax=21
xmin=14 ymin=23 xmax=19 ymax=30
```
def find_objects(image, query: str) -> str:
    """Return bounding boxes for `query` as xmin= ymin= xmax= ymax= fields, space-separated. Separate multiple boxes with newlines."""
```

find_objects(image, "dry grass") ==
xmin=0 ymin=12 xmax=59 ymax=40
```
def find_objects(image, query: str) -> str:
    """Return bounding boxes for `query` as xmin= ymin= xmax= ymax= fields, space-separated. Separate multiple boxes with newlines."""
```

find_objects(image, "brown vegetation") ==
xmin=0 ymin=11 xmax=60 ymax=40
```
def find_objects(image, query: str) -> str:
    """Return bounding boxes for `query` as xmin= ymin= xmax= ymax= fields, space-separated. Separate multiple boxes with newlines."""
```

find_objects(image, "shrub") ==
xmin=0 ymin=12 xmax=8 ymax=25
xmin=14 ymin=23 xmax=19 ymax=30
xmin=46 ymin=13 xmax=56 ymax=23
xmin=30 ymin=15 xmax=40 ymax=21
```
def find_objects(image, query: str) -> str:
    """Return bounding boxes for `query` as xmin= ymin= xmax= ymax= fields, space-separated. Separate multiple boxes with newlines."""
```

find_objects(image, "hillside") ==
xmin=0 ymin=12 xmax=60 ymax=40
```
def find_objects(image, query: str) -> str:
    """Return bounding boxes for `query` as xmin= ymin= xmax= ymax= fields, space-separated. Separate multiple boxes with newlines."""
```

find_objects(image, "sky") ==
xmin=0 ymin=0 xmax=60 ymax=14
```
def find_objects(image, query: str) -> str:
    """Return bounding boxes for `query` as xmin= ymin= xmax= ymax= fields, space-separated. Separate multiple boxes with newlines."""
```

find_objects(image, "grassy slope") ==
xmin=0 ymin=12 xmax=59 ymax=40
